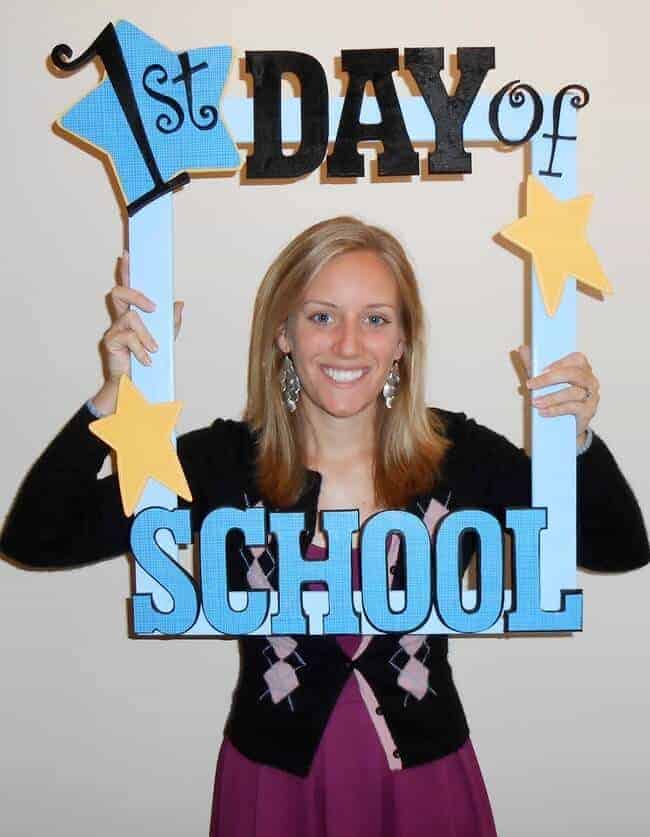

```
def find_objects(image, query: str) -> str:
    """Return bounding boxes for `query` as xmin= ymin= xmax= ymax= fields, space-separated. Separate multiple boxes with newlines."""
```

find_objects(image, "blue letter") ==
xmin=361 ymin=510 xmax=431 ymax=633
xmin=271 ymin=510 xmax=360 ymax=634
xmin=505 ymin=508 xmax=583 ymax=632
xmin=435 ymin=510 xmax=504 ymax=632
xmin=200 ymin=507 xmax=269 ymax=635
xmin=130 ymin=507 xmax=197 ymax=634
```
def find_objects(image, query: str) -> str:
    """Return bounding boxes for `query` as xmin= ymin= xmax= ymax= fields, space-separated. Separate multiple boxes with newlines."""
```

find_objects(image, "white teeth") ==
xmin=323 ymin=367 xmax=365 ymax=383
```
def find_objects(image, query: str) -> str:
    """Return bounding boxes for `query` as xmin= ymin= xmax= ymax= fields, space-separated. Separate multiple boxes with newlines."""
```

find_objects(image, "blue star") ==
xmin=54 ymin=21 xmax=240 ymax=213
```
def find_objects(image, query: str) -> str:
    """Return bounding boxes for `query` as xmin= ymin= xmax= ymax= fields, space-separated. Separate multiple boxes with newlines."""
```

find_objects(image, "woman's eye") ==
xmin=367 ymin=314 xmax=387 ymax=326
xmin=310 ymin=312 xmax=333 ymax=325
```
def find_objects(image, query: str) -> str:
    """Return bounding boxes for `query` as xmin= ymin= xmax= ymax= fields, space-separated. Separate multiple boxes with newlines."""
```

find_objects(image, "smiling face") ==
xmin=277 ymin=249 xmax=405 ymax=423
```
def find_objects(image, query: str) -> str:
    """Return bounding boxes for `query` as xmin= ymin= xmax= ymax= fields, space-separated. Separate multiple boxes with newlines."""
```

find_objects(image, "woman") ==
xmin=2 ymin=217 xmax=648 ymax=836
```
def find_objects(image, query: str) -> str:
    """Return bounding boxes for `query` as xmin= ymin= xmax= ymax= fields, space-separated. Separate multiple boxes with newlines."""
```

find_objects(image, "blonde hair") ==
xmin=245 ymin=216 xmax=450 ymax=508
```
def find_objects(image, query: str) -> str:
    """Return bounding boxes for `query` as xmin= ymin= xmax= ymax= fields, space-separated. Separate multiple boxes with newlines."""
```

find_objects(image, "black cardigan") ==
xmin=2 ymin=405 xmax=648 ymax=776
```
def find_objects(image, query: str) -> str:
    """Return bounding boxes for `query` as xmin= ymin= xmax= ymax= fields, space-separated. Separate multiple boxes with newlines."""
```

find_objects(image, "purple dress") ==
xmin=209 ymin=544 xmax=497 ymax=837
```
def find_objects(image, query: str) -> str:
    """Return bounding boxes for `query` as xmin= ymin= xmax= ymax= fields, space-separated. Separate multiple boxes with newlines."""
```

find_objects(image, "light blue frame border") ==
xmin=130 ymin=93 xmax=578 ymax=634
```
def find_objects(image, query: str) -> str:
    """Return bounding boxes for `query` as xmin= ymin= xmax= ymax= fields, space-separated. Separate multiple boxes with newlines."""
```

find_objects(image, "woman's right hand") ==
xmin=90 ymin=252 xmax=183 ymax=415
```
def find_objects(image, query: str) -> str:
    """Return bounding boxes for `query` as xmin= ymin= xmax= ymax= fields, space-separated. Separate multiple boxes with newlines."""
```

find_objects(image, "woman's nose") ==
xmin=335 ymin=318 xmax=362 ymax=356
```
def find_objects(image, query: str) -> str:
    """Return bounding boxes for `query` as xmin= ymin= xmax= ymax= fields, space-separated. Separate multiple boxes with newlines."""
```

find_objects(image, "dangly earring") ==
xmin=280 ymin=354 xmax=301 ymax=412
xmin=383 ymin=360 xmax=400 ymax=409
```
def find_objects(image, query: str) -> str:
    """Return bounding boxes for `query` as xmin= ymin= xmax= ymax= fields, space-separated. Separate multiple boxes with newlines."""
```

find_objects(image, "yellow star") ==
xmin=89 ymin=375 xmax=192 ymax=516
xmin=499 ymin=175 xmax=613 ymax=317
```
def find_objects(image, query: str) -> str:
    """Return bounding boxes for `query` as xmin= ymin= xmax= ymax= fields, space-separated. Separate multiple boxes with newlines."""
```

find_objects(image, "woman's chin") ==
xmin=304 ymin=392 xmax=380 ymax=421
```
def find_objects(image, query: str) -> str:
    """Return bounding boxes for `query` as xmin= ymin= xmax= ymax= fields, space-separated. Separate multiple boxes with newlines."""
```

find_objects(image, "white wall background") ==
xmin=1 ymin=1 xmax=648 ymax=835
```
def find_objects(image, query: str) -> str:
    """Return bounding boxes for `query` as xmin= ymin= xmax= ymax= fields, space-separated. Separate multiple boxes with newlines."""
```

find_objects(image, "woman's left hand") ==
xmin=517 ymin=346 xmax=599 ymax=446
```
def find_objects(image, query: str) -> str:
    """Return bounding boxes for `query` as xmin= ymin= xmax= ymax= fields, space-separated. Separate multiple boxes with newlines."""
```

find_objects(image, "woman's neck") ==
xmin=298 ymin=400 xmax=377 ymax=470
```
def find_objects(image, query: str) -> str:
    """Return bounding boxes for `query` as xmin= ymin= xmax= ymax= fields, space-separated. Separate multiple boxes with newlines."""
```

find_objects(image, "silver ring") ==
xmin=581 ymin=386 xmax=593 ymax=402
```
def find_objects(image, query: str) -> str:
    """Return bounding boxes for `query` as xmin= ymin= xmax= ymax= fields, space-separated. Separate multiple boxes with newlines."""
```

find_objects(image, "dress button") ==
xmin=375 ymin=706 xmax=384 ymax=715
xmin=393 ymin=748 xmax=401 ymax=759
xmin=344 ymin=660 xmax=353 ymax=670
xmin=389 ymin=565 xmax=396 ymax=574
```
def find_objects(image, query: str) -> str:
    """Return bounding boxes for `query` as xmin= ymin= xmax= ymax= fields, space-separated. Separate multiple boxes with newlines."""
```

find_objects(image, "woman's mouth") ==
xmin=321 ymin=366 xmax=368 ymax=384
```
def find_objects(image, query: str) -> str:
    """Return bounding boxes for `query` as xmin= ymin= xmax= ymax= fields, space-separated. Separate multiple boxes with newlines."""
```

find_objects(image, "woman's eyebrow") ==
xmin=302 ymin=299 xmax=397 ymax=310
xmin=302 ymin=299 xmax=339 ymax=308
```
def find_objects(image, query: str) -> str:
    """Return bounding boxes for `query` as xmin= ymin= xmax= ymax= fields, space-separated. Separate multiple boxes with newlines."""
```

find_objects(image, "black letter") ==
xmin=405 ymin=47 xmax=495 ymax=174
xmin=538 ymin=85 xmax=589 ymax=178
xmin=172 ymin=52 xmax=218 ymax=131
xmin=488 ymin=80 xmax=543 ymax=145
xmin=246 ymin=51 xmax=328 ymax=179
xmin=327 ymin=49 xmax=419 ymax=177
xmin=142 ymin=64 xmax=185 ymax=134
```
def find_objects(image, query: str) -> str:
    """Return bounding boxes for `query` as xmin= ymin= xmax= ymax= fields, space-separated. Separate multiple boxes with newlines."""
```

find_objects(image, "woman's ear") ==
xmin=394 ymin=337 xmax=405 ymax=363
xmin=276 ymin=324 xmax=291 ymax=355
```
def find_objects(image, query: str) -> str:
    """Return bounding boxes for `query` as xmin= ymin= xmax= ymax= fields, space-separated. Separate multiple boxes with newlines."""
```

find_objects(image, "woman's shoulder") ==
xmin=429 ymin=405 xmax=466 ymax=432
xmin=178 ymin=417 xmax=256 ymax=461
xmin=428 ymin=405 xmax=479 ymax=442
xmin=174 ymin=417 xmax=258 ymax=497
xmin=428 ymin=406 xmax=527 ymax=465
